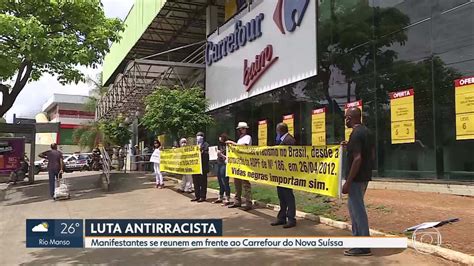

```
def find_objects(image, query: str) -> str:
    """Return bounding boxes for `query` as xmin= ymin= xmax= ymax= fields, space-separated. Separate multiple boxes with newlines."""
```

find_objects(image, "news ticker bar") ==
xmin=26 ymin=219 xmax=407 ymax=249
xmin=84 ymin=237 xmax=407 ymax=249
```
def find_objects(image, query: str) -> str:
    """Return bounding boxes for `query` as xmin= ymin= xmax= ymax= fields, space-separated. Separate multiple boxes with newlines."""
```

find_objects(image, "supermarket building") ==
xmin=97 ymin=0 xmax=474 ymax=181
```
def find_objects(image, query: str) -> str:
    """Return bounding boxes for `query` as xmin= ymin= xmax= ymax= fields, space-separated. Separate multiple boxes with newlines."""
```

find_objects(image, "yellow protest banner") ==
xmin=258 ymin=120 xmax=268 ymax=146
xmin=283 ymin=114 xmax=294 ymax=136
xmin=345 ymin=101 xmax=363 ymax=141
xmin=312 ymin=108 xmax=326 ymax=146
xmin=226 ymin=145 xmax=342 ymax=198
xmin=160 ymin=145 xmax=202 ymax=174
xmin=390 ymin=88 xmax=415 ymax=144
xmin=455 ymin=76 xmax=474 ymax=140
xmin=157 ymin=134 xmax=165 ymax=145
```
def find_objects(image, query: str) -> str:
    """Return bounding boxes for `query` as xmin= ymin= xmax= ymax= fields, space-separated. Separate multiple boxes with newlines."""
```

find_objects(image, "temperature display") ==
xmin=26 ymin=219 xmax=84 ymax=248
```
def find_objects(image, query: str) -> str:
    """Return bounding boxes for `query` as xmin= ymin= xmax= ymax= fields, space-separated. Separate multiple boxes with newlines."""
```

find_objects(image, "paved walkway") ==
xmin=0 ymin=173 xmax=454 ymax=265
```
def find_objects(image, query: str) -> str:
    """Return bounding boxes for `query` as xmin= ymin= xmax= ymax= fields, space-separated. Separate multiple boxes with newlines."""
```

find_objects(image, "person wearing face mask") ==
xmin=226 ymin=122 xmax=253 ymax=211
xmin=191 ymin=132 xmax=210 ymax=202
xmin=213 ymin=133 xmax=231 ymax=205
xmin=177 ymin=138 xmax=194 ymax=193
xmin=271 ymin=123 xmax=297 ymax=228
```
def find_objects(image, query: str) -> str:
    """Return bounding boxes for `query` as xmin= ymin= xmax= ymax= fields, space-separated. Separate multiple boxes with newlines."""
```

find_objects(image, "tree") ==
xmin=72 ymin=122 xmax=104 ymax=149
xmin=141 ymin=87 xmax=214 ymax=138
xmin=0 ymin=117 xmax=13 ymax=137
xmin=84 ymin=73 xmax=108 ymax=113
xmin=100 ymin=116 xmax=132 ymax=147
xmin=73 ymin=73 xmax=107 ymax=150
xmin=0 ymin=1 xmax=124 ymax=116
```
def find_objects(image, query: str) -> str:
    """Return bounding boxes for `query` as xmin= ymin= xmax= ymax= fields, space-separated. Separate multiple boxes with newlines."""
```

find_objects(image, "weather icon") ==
xmin=32 ymin=222 xmax=49 ymax=232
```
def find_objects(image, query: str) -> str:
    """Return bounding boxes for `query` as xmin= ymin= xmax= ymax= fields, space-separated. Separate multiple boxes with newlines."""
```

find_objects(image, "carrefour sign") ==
xmin=205 ymin=0 xmax=317 ymax=111
xmin=205 ymin=13 xmax=264 ymax=66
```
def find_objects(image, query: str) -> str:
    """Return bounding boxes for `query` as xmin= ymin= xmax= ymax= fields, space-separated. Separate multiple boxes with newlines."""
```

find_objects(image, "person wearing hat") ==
xmin=226 ymin=122 xmax=253 ymax=211
xmin=191 ymin=132 xmax=210 ymax=202
xmin=177 ymin=138 xmax=194 ymax=193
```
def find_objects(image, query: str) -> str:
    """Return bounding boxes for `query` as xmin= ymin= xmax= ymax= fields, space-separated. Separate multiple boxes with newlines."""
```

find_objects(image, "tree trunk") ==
xmin=0 ymin=60 xmax=33 ymax=117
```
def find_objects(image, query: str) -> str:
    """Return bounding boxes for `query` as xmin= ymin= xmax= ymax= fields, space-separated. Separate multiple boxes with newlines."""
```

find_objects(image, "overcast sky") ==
xmin=4 ymin=0 xmax=135 ymax=122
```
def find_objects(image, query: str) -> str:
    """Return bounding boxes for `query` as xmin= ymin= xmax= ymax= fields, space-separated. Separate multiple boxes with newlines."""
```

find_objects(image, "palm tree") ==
xmin=73 ymin=73 xmax=106 ymax=150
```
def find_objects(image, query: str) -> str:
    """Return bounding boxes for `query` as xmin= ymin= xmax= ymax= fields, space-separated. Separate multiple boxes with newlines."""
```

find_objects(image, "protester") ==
xmin=226 ymin=122 xmax=252 ymax=211
xmin=131 ymin=144 xmax=139 ymax=171
xmin=342 ymin=107 xmax=375 ymax=256
xmin=191 ymin=132 xmax=210 ymax=203
xmin=118 ymin=147 xmax=125 ymax=171
xmin=213 ymin=133 xmax=231 ymax=205
xmin=152 ymin=140 xmax=164 ymax=189
xmin=271 ymin=123 xmax=297 ymax=228
xmin=39 ymin=143 xmax=64 ymax=198
xmin=177 ymin=138 xmax=194 ymax=193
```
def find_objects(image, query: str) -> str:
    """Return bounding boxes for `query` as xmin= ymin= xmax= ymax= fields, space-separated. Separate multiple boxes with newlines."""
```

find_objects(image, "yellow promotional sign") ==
xmin=283 ymin=114 xmax=294 ymax=136
xmin=258 ymin=120 xmax=268 ymax=146
xmin=345 ymin=101 xmax=363 ymax=141
xmin=312 ymin=108 xmax=326 ymax=146
xmin=226 ymin=145 xmax=343 ymax=198
xmin=390 ymin=88 xmax=415 ymax=144
xmin=160 ymin=145 xmax=202 ymax=174
xmin=455 ymin=76 xmax=474 ymax=140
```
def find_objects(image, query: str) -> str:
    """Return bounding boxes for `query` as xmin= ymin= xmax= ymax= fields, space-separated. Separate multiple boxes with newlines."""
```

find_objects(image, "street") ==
xmin=0 ymin=172 xmax=454 ymax=265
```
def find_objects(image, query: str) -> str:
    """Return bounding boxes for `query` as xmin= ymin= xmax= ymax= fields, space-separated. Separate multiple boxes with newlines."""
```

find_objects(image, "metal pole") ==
xmin=29 ymin=130 xmax=36 ymax=184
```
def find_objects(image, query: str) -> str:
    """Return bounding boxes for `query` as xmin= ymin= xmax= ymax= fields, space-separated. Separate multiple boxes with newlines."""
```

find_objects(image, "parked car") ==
xmin=34 ymin=159 xmax=48 ymax=175
xmin=63 ymin=154 xmax=90 ymax=172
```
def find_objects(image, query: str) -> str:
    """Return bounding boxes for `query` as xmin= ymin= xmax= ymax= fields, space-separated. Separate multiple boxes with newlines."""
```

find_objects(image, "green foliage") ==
xmin=100 ymin=116 xmax=131 ymax=147
xmin=84 ymin=73 xmax=107 ymax=112
xmin=0 ymin=117 xmax=13 ymax=137
xmin=141 ymin=87 xmax=214 ymax=138
xmin=0 ymin=0 xmax=124 ymax=116
xmin=72 ymin=121 xmax=103 ymax=150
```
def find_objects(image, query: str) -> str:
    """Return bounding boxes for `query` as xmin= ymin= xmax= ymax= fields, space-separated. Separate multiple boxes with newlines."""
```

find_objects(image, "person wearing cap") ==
xmin=226 ymin=122 xmax=253 ymax=211
xmin=177 ymin=138 xmax=194 ymax=193
xmin=191 ymin=132 xmax=210 ymax=202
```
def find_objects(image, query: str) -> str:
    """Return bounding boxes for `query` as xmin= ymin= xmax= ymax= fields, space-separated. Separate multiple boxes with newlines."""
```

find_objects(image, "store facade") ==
xmin=205 ymin=0 xmax=474 ymax=180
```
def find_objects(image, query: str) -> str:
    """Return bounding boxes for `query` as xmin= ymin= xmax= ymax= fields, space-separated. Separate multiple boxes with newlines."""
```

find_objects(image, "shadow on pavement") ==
xmin=6 ymin=173 xmax=409 ymax=265
xmin=2 ymin=173 xmax=155 ymax=206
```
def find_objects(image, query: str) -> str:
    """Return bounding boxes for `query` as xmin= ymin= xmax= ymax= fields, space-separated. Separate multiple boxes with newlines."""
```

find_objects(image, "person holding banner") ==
xmin=191 ymin=132 xmax=210 ymax=203
xmin=213 ymin=133 xmax=231 ymax=205
xmin=271 ymin=123 xmax=297 ymax=228
xmin=177 ymin=138 xmax=194 ymax=193
xmin=343 ymin=107 xmax=374 ymax=257
xmin=150 ymin=140 xmax=163 ymax=189
xmin=226 ymin=122 xmax=253 ymax=211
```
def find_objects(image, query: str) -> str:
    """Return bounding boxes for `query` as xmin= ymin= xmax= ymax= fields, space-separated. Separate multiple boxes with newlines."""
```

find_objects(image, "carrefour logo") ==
xmin=205 ymin=0 xmax=310 ymax=67
xmin=273 ymin=0 xmax=310 ymax=34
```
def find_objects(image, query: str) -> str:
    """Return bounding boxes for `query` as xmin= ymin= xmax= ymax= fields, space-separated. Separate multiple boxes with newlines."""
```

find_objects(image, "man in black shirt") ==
xmin=343 ymin=107 xmax=374 ymax=256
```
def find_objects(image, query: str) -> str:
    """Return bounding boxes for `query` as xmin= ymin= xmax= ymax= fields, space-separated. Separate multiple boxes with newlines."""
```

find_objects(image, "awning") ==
xmin=97 ymin=0 xmax=226 ymax=120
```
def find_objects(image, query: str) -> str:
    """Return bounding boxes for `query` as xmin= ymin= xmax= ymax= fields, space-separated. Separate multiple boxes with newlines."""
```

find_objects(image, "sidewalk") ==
xmin=0 ymin=173 xmax=457 ymax=265
xmin=203 ymin=176 xmax=474 ymax=256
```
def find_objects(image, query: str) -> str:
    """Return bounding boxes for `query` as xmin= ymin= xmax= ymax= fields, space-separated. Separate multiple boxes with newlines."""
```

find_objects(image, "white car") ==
xmin=34 ymin=159 xmax=48 ymax=174
xmin=63 ymin=154 xmax=90 ymax=172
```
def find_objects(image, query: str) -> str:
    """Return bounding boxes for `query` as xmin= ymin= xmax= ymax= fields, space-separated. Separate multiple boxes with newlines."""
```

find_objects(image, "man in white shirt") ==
xmin=226 ymin=122 xmax=253 ymax=211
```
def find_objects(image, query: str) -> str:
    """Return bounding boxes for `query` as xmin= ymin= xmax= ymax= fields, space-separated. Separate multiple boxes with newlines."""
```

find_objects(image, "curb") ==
xmin=165 ymin=176 xmax=474 ymax=265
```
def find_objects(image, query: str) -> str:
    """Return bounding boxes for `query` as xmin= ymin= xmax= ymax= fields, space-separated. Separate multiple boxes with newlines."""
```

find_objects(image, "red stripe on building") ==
xmin=60 ymin=124 xmax=82 ymax=129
